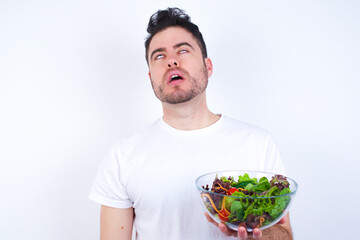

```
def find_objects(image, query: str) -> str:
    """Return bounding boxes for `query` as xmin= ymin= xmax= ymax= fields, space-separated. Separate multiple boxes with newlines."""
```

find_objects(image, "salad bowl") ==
xmin=195 ymin=170 xmax=298 ymax=232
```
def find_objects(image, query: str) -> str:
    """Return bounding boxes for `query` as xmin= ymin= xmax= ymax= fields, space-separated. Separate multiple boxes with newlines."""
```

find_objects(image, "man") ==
xmin=89 ymin=7 xmax=293 ymax=240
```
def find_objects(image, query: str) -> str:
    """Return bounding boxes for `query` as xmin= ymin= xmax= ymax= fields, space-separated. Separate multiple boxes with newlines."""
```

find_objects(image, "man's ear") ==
xmin=205 ymin=58 xmax=213 ymax=78
xmin=148 ymin=72 xmax=151 ymax=80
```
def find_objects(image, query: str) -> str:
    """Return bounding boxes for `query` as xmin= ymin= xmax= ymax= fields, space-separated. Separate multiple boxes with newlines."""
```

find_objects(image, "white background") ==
xmin=1 ymin=0 xmax=359 ymax=239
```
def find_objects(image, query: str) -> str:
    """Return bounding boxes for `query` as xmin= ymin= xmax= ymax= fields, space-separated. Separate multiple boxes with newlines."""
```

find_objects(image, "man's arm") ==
xmin=260 ymin=213 xmax=292 ymax=240
xmin=100 ymin=205 xmax=134 ymax=240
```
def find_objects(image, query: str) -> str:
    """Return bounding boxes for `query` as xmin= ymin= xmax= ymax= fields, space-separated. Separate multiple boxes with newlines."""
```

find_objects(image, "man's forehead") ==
xmin=149 ymin=26 xmax=198 ymax=50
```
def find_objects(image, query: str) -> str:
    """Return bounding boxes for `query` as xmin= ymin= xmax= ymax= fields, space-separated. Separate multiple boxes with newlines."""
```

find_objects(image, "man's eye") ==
xmin=179 ymin=49 xmax=188 ymax=54
xmin=155 ymin=54 xmax=164 ymax=60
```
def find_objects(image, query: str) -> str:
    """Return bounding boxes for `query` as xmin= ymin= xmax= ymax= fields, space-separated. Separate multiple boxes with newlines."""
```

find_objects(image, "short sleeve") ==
xmin=263 ymin=134 xmax=286 ymax=175
xmin=89 ymin=143 xmax=133 ymax=208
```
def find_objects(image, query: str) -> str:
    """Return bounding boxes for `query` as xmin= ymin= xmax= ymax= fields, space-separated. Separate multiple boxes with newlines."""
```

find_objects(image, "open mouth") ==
xmin=169 ymin=74 xmax=183 ymax=82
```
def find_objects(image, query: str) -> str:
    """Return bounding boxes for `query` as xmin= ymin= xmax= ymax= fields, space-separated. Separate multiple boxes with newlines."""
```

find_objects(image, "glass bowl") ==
xmin=195 ymin=170 xmax=298 ymax=232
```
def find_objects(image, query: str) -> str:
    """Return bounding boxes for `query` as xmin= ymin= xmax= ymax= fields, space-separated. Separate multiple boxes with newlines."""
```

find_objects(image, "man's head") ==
xmin=145 ymin=8 xmax=213 ymax=105
xmin=145 ymin=7 xmax=207 ymax=64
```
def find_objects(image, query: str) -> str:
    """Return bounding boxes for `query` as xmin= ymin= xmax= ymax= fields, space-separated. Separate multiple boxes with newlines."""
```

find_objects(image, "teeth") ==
xmin=169 ymin=74 xmax=183 ymax=82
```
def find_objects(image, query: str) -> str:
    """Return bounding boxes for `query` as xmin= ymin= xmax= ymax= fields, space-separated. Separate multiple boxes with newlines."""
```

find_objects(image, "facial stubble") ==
xmin=150 ymin=65 xmax=209 ymax=104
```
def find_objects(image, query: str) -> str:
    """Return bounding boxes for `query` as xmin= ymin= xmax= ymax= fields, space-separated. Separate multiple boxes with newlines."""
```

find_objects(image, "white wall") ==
xmin=1 ymin=0 xmax=359 ymax=239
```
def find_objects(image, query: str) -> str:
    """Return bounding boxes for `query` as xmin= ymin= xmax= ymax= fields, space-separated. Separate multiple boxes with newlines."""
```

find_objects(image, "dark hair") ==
xmin=145 ymin=7 xmax=208 ymax=63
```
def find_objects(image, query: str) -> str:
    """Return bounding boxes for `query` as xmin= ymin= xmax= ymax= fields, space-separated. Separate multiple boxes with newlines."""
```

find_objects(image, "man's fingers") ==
xmin=238 ymin=227 xmax=263 ymax=240
xmin=277 ymin=215 xmax=287 ymax=224
xmin=206 ymin=212 xmax=264 ymax=239
xmin=252 ymin=228 xmax=262 ymax=239
xmin=219 ymin=223 xmax=237 ymax=237
xmin=237 ymin=226 xmax=248 ymax=239
xmin=204 ymin=212 xmax=237 ymax=237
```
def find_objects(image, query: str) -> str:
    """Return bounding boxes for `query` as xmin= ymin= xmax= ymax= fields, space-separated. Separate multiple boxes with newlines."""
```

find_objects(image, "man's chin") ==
xmin=160 ymin=92 xmax=196 ymax=104
xmin=162 ymin=96 xmax=193 ymax=104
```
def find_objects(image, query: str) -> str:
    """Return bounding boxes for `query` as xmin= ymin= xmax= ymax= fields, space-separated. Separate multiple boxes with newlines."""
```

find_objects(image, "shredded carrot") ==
xmin=237 ymin=187 xmax=246 ymax=191
xmin=201 ymin=193 xmax=229 ymax=218
xmin=221 ymin=196 xmax=226 ymax=209
xmin=221 ymin=196 xmax=230 ymax=214
xmin=215 ymin=182 xmax=228 ymax=192
xmin=201 ymin=193 xmax=219 ymax=213
xmin=259 ymin=217 xmax=265 ymax=226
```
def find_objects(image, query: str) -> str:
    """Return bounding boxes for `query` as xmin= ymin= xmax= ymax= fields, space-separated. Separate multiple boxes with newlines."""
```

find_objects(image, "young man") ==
xmin=89 ymin=7 xmax=293 ymax=240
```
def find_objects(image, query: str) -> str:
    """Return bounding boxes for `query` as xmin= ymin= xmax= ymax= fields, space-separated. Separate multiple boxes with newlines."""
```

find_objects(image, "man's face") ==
xmin=147 ymin=26 xmax=213 ymax=104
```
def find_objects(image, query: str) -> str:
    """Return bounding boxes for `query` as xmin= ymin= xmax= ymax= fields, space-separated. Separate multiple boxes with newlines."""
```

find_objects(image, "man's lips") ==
xmin=165 ymin=69 xmax=185 ymax=84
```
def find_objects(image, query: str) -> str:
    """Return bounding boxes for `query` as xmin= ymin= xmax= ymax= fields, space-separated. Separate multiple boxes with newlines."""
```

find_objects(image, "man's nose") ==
xmin=167 ymin=61 xmax=178 ymax=68
xmin=167 ymin=55 xmax=179 ymax=68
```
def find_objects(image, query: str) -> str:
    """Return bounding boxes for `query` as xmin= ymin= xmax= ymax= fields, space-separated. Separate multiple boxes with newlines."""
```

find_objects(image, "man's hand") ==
xmin=205 ymin=212 xmax=290 ymax=239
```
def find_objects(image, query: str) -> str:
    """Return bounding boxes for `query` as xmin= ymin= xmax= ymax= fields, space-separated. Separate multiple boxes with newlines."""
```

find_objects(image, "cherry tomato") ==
xmin=227 ymin=187 xmax=238 ymax=195
xmin=218 ymin=209 xmax=229 ymax=222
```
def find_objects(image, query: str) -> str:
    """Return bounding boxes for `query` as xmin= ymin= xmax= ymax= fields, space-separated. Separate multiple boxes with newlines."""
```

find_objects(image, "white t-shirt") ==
xmin=89 ymin=115 xmax=285 ymax=240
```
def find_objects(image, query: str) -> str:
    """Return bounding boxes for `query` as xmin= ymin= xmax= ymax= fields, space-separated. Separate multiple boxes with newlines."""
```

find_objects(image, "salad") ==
xmin=201 ymin=173 xmax=291 ymax=230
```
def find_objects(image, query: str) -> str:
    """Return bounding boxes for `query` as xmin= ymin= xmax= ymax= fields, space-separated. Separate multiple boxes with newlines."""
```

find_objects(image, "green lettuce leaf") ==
xmin=269 ymin=188 xmax=291 ymax=218
xmin=245 ymin=183 xmax=255 ymax=190
xmin=265 ymin=186 xmax=280 ymax=197
xmin=238 ymin=173 xmax=258 ymax=184
xmin=231 ymin=173 xmax=258 ymax=189
xmin=229 ymin=200 xmax=245 ymax=222
xmin=252 ymin=177 xmax=271 ymax=193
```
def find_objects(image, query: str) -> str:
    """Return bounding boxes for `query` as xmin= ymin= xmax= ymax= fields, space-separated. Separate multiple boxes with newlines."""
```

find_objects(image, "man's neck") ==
xmin=161 ymin=92 xmax=220 ymax=130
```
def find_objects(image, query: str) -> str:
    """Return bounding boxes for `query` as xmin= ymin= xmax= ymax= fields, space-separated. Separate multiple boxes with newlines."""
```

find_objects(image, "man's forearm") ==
xmin=254 ymin=225 xmax=293 ymax=240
